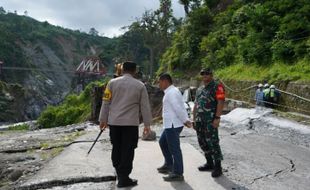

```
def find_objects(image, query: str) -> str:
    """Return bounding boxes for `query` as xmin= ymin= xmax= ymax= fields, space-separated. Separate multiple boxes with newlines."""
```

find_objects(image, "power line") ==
xmin=2 ymin=66 xmax=76 ymax=73
xmin=1 ymin=66 xmax=110 ymax=77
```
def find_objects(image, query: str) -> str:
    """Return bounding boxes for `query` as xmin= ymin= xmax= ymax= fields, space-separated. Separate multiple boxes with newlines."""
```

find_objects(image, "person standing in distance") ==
xmin=99 ymin=61 xmax=152 ymax=188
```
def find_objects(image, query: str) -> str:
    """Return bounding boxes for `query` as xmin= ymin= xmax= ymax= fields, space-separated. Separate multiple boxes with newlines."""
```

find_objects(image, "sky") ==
xmin=1 ymin=0 xmax=185 ymax=37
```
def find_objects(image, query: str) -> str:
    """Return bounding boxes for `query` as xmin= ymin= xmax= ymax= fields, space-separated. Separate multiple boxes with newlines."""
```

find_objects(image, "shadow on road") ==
xmin=214 ymin=175 xmax=249 ymax=190
xmin=170 ymin=180 xmax=195 ymax=190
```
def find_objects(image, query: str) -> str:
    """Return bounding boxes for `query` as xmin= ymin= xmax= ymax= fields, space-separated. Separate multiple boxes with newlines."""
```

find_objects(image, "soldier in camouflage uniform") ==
xmin=193 ymin=68 xmax=225 ymax=178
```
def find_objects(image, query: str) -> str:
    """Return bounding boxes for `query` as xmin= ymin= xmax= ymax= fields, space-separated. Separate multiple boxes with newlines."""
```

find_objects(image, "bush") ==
xmin=8 ymin=124 xmax=29 ymax=131
xmin=37 ymin=80 xmax=108 ymax=128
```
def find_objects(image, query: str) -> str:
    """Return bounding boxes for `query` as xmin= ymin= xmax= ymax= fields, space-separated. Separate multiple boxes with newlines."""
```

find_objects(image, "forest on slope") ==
xmin=1 ymin=0 xmax=309 ymax=123
xmin=159 ymin=0 xmax=310 ymax=82
xmin=0 ymin=0 xmax=180 ymax=122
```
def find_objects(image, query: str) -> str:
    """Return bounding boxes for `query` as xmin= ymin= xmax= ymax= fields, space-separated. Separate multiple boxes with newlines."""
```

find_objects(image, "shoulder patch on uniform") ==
xmin=103 ymin=87 xmax=112 ymax=101
xmin=217 ymin=84 xmax=224 ymax=93
xmin=216 ymin=83 xmax=225 ymax=100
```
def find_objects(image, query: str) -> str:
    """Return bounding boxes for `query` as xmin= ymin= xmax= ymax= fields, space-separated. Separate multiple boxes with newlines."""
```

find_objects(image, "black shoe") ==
xmin=198 ymin=163 xmax=214 ymax=171
xmin=211 ymin=161 xmax=223 ymax=178
xmin=117 ymin=178 xmax=138 ymax=188
xmin=163 ymin=173 xmax=184 ymax=181
xmin=198 ymin=156 xmax=214 ymax=171
xmin=157 ymin=165 xmax=171 ymax=174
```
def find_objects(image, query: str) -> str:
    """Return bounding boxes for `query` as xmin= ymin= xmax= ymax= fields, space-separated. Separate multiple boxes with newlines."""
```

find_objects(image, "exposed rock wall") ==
xmin=0 ymin=82 xmax=26 ymax=122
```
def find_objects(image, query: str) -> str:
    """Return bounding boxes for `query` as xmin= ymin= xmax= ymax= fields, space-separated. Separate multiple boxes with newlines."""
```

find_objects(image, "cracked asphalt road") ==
xmin=152 ymin=126 xmax=310 ymax=190
xmin=146 ymin=107 xmax=310 ymax=190
xmin=1 ymin=108 xmax=310 ymax=190
xmin=165 ymin=108 xmax=310 ymax=190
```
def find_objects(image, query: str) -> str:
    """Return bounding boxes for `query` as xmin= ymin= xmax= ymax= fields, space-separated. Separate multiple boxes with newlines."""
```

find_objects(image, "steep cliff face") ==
xmin=0 ymin=81 xmax=26 ymax=122
xmin=0 ymin=13 xmax=115 ymax=122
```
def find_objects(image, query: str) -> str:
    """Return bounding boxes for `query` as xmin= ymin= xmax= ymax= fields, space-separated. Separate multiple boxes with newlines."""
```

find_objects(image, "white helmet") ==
xmin=258 ymin=83 xmax=263 ymax=88
xmin=270 ymin=85 xmax=275 ymax=89
xmin=264 ymin=83 xmax=269 ymax=88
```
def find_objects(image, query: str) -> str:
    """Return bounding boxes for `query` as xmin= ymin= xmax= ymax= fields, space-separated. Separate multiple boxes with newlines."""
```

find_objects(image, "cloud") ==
xmin=1 ymin=0 xmax=185 ymax=37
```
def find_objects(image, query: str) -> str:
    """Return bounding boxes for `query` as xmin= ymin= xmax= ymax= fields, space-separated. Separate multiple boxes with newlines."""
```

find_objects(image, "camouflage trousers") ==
xmin=195 ymin=122 xmax=223 ymax=161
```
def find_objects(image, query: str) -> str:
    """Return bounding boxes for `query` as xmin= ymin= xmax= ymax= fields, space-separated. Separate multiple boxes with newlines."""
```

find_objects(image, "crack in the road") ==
xmin=290 ymin=160 xmax=296 ymax=172
xmin=278 ymin=154 xmax=296 ymax=172
xmin=15 ymin=176 xmax=116 ymax=190
xmin=249 ymin=173 xmax=273 ymax=185
xmin=1 ymin=139 xmax=109 ymax=154
xmin=274 ymin=169 xmax=285 ymax=177
xmin=249 ymin=154 xmax=297 ymax=185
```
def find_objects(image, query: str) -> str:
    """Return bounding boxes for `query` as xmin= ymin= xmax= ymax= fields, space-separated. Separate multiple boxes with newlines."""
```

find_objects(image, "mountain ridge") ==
xmin=0 ymin=12 xmax=115 ymax=122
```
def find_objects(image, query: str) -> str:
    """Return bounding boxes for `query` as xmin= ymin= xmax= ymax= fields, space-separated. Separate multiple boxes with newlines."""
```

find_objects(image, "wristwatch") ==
xmin=214 ymin=116 xmax=221 ymax=120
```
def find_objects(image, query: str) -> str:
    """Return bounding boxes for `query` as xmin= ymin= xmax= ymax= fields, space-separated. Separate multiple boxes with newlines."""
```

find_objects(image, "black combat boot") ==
xmin=198 ymin=156 xmax=214 ymax=171
xmin=211 ymin=160 xmax=223 ymax=178
xmin=117 ymin=177 xmax=138 ymax=188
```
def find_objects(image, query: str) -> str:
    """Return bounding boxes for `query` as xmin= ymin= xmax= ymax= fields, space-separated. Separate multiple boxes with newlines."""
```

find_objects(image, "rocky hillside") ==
xmin=0 ymin=13 xmax=116 ymax=122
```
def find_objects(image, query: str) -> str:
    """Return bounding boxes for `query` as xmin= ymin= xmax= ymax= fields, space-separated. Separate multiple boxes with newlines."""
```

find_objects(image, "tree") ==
xmin=0 ymin=6 xmax=6 ymax=14
xmin=117 ymin=22 xmax=148 ymax=63
xmin=190 ymin=0 xmax=202 ymax=10
xmin=178 ymin=0 xmax=202 ymax=15
xmin=203 ymin=0 xmax=220 ymax=9
xmin=179 ymin=0 xmax=190 ymax=15
xmin=89 ymin=27 xmax=99 ymax=36
xmin=114 ymin=0 xmax=181 ymax=77
xmin=24 ymin=10 xmax=28 ymax=16
xmin=156 ymin=0 xmax=174 ymax=40
xmin=140 ymin=10 xmax=160 ymax=77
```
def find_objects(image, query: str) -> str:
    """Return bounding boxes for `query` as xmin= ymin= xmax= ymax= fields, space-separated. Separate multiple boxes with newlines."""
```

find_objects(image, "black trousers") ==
xmin=109 ymin=125 xmax=139 ymax=180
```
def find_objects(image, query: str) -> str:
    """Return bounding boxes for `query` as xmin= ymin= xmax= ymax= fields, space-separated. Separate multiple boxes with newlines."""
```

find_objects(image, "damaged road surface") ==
xmin=211 ymin=108 xmax=310 ymax=190
xmin=0 ymin=123 xmax=116 ymax=190
xmin=16 ymin=128 xmax=116 ymax=190
xmin=1 ymin=108 xmax=310 ymax=190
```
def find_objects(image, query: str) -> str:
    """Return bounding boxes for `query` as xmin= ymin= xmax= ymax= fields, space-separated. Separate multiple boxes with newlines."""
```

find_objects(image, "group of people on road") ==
xmin=255 ymin=83 xmax=281 ymax=109
xmin=98 ymin=61 xmax=225 ymax=188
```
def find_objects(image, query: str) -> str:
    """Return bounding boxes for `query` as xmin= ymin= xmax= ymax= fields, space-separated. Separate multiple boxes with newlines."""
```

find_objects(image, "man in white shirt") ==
xmin=157 ymin=73 xmax=192 ymax=181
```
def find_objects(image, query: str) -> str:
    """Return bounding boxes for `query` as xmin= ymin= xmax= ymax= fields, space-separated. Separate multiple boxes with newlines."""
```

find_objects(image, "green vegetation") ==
xmin=1 ymin=0 xmax=309 ymax=124
xmin=1 ymin=1 xmax=309 ymax=83
xmin=40 ymin=147 xmax=64 ymax=161
xmin=159 ymin=0 xmax=310 ymax=82
xmin=50 ymin=147 xmax=64 ymax=157
xmin=110 ymin=0 xmax=182 ymax=76
xmin=0 ymin=11 xmax=118 ymax=84
xmin=0 ymin=81 xmax=26 ymax=122
xmin=37 ymin=80 xmax=108 ymax=128
xmin=40 ymin=142 xmax=50 ymax=149
xmin=7 ymin=124 xmax=29 ymax=131
xmin=216 ymin=59 xmax=310 ymax=82
xmin=63 ymin=131 xmax=86 ymax=142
